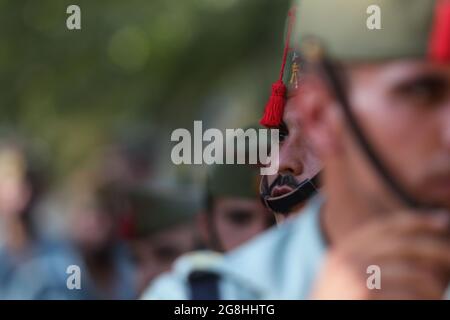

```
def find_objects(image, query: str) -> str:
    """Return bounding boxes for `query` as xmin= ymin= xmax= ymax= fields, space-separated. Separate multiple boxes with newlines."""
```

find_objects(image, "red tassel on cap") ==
xmin=428 ymin=0 xmax=450 ymax=62
xmin=260 ymin=7 xmax=296 ymax=128
xmin=260 ymin=80 xmax=287 ymax=127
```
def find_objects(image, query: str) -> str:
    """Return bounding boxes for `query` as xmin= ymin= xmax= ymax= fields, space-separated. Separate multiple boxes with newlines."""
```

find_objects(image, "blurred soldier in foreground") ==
xmin=142 ymin=158 xmax=275 ymax=299
xmin=125 ymin=187 xmax=199 ymax=295
xmin=216 ymin=0 xmax=450 ymax=299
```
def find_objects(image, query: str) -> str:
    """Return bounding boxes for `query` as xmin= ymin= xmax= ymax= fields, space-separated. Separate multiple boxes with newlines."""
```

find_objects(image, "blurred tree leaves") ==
xmin=0 ymin=0 xmax=289 ymax=179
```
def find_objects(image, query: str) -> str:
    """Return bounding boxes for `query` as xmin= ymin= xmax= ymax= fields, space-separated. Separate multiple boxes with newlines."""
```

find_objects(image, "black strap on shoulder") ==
xmin=188 ymin=271 xmax=220 ymax=300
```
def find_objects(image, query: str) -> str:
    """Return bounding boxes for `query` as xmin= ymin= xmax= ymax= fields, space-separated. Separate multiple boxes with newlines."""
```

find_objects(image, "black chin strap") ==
xmin=260 ymin=172 xmax=321 ymax=214
xmin=318 ymin=57 xmax=431 ymax=210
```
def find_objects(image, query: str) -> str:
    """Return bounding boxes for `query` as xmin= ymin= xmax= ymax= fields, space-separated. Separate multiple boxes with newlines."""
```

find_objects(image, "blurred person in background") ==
xmin=0 ymin=133 xmax=57 ymax=298
xmin=51 ymin=133 xmax=158 ymax=299
xmin=65 ymin=174 xmax=137 ymax=299
xmin=9 ymin=165 xmax=137 ymax=299
xmin=97 ymin=128 xmax=158 ymax=190
xmin=142 ymin=151 xmax=275 ymax=299
xmin=125 ymin=187 xmax=199 ymax=295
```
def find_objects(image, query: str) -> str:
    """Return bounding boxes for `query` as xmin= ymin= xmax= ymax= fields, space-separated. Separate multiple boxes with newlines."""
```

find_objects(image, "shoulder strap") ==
xmin=188 ymin=271 xmax=220 ymax=300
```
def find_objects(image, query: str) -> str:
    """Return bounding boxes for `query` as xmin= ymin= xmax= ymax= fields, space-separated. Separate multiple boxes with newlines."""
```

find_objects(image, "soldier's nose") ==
xmin=278 ymin=151 xmax=304 ymax=176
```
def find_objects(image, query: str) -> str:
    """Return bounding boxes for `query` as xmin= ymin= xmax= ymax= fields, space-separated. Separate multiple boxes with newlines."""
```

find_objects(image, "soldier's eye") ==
xmin=278 ymin=123 xmax=289 ymax=143
xmin=226 ymin=209 xmax=254 ymax=226
xmin=394 ymin=75 xmax=448 ymax=107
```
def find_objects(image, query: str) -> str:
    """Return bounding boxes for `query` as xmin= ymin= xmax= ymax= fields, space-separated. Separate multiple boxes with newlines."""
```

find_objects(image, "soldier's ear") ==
xmin=294 ymin=73 xmax=344 ymax=158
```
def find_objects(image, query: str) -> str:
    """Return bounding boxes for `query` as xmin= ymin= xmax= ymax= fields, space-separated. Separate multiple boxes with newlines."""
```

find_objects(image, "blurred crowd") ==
xmin=0 ymin=126 xmax=274 ymax=299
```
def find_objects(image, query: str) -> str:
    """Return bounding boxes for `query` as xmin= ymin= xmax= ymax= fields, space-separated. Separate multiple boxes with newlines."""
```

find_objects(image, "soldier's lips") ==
xmin=271 ymin=185 xmax=294 ymax=197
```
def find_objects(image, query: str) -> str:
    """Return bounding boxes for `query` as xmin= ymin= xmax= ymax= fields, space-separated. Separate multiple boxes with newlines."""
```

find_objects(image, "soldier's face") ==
xmin=131 ymin=223 xmax=196 ymax=294
xmin=212 ymin=198 xmax=272 ymax=251
xmin=266 ymin=98 xmax=322 ymax=213
xmin=310 ymin=60 xmax=450 ymax=210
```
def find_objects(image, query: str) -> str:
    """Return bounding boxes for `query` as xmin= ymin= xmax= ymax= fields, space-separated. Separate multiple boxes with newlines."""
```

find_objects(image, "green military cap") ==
xmin=128 ymin=187 xmax=200 ymax=238
xmin=206 ymin=163 xmax=261 ymax=200
xmin=206 ymin=125 xmax=263 ymax=200
xmin=261 ymin=1 xmax=450 ymax=127
xmin=294 ymin=0 xmax=450 ymax=62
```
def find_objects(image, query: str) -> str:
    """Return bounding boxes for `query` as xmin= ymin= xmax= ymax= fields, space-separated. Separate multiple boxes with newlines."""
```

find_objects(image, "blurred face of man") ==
xmin=305 ymin=60 xmax=450 ymax=300
xmin=210 ymin=197 xmax=272 ymax=252
xmin=350 ymin=61 xmax=450 ymax=210
xmin=70 ymin=203 xmax=116 ymax=254
xmin=0 ymin=149 xmax=32 ymax=219
xmin=302 ymin=60 xmax=450 ymax=214
xmin=0 ymin=175 xmax=30 ymax=219
xmin=132 ymin=223 xmax=196 ymax=294
xmin=266 ymin=98 xmax=322 ymax=213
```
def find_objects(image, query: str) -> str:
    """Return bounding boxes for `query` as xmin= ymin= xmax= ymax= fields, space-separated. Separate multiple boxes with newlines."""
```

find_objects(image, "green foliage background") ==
xmin=0 ymin=0 xmax=289 ymax=181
